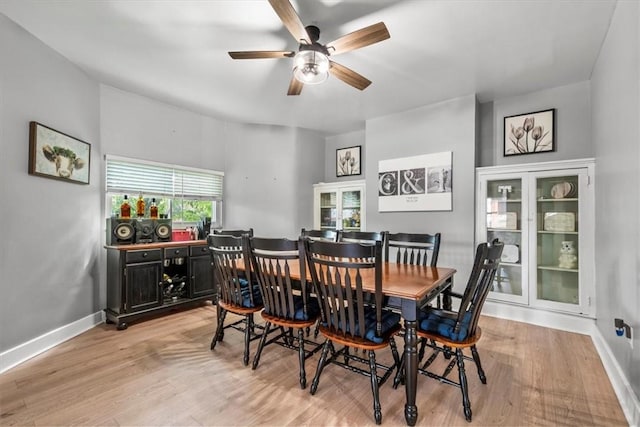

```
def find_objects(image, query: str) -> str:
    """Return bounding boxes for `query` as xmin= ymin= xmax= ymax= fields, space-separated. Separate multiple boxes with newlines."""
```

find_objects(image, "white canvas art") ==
xmin=378 ymin=151 xmax=452 ymax=212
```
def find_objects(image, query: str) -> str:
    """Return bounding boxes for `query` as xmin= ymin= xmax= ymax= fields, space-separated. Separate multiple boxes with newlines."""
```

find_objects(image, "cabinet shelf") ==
xmin=488 ymin=228 xmax=521 ymax=232
xmin=500 ymin=262 xmax=521 ymax=267
xmin=538 ymin=230 xmax=578 ymax=235
xmin=538 ymin=265 xmax=579 ymax=273
xmin=538 ymin=198 xmax=578 ymax=202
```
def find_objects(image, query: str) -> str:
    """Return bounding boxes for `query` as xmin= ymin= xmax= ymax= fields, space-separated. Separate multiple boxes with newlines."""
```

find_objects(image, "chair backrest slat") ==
xmin=248 ymin=237 xmax=310 ymax=321
xmin=386 ymin=232 xmax=441 ymax=266
xmin=213 ymin=228 xmax=254 ymax=238
xmin=304 ymin=239 xmax=383 ymax=341
xmin=301 ymin=228 xmax=338 ymax=242
xmin=338 ymin=230 xmax=388 ymax=247
xmin=208 ymin=234 xmax=255 ymax=307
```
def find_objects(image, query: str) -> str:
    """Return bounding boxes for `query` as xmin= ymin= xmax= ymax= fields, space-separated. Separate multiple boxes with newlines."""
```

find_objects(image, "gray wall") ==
xmin=480 ymin=81 xmax=593 ymax=167
xmin=223 ymin=122 xmax=324 ymax=238
xmin=101 ymin=86 xmax=325 ymax=241
xmin=0 ymin=15 xmax=102 ymax=351
xmin=591 ymin=0 xmax=640 ymax=400
xmin=365 ymin=95 xmax=478 ymax=286
xmin=100 ymin=85 xmax=226 ymax=172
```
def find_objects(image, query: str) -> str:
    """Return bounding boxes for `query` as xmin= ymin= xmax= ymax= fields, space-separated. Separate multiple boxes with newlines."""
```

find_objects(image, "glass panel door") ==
xmin=533 ymin=174 xmax=580 ymax=308
xmin=483 ymin=176 xmax=528 ymax=304
xmin=341 ymin=190 xmax=362 ymax=231
xmin=319 ymin=191 xmax=337 ymax=230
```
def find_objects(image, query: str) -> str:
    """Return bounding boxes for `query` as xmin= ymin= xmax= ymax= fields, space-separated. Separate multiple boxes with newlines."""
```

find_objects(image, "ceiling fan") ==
xmin=228 ymin=0 xmax=390 ymax=95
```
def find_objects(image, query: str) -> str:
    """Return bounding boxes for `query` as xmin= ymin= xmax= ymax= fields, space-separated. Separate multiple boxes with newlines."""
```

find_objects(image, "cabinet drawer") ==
xmin=126 ymin=249 xmax=162 ymax=264
xmin=190 ymin=244 xmax=209 ymax=257
xmin=164 ymin=247 xmax=188 ymax=258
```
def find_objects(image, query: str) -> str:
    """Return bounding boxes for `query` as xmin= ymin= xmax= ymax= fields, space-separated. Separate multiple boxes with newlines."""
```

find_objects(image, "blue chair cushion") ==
xmin=323 ymin=308 xmax=401 ymax=344
xmin=364 ymin=309 xmax=401 ymax=344
xmin=292 ymin=296 xmax=321 ymax=321
xmin=233 ymin=278 xmax=262 ymax=308
xmin=419 ymin=310 xmax=472 ymax=342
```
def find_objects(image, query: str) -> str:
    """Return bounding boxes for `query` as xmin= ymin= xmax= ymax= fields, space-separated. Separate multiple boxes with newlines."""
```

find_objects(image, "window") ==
xmin=105 ymin=155 xmax=223 ymax=228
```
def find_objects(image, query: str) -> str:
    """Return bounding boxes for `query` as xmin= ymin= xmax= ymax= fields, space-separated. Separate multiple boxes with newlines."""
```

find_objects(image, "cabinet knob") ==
xmin=175 ymin=250 xmax=180 ymax=254
xmin=142 ymin=252 xmax=148 ymax=258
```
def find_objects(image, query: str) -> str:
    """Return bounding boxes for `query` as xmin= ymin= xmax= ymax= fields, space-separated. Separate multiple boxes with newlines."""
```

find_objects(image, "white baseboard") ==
xmin=0 ymin=311 xmax=105 ymax=374
xmin=483 ymin=301 xmax=639 ymax=427
xmin=482 ymin=300 xmax=596 ymax=335
xmin=592 ymin=328 xmax=640 ymax=427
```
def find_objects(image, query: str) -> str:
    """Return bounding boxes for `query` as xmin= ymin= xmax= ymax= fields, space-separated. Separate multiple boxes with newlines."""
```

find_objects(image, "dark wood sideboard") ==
xmin=105 ymin=240 xmax=216 ymax=330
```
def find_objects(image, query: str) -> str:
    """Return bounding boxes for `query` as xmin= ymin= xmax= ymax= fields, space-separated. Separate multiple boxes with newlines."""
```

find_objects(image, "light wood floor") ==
xmin=0 ymin=303 xmax=627 ymax=426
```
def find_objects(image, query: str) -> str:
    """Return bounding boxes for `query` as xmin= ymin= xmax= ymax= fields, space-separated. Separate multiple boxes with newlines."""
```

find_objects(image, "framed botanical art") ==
xmin=504 ymin=108 xmax=555 ymax=156
xmin=336 ymin=145 xmax=361 ymax=177
xmin=29 ymin=121 xmax=91 ymax=184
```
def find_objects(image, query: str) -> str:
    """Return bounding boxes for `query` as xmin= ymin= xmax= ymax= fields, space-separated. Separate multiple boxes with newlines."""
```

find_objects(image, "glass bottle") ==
xmin=120 ymin=195 xmax=131 ymax=219
xmin=136 ymin=193 xmax=145 ymax=217
xmin=150 ymin=198 xmax=158 ymax=219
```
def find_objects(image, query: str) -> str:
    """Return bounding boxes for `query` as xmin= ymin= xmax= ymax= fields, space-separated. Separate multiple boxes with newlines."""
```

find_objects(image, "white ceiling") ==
xmin=0 ymin=0 xmax=616 ymax=135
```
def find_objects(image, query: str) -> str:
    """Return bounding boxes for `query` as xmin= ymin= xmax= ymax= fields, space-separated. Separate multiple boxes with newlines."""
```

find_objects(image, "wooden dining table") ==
xmin=232 ymin=254 xmax=456 ymax=425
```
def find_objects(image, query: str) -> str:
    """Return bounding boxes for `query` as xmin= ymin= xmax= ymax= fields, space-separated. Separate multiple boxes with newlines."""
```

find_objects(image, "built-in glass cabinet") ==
xmin=313 ymin=180 xmax=366 ymax=231
xmin=476 ymin=159 xmax=594 ymax=317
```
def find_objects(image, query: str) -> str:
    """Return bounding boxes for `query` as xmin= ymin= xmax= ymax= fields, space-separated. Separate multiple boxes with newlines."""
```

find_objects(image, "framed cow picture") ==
xmin=29 ymin=121 xmax=91 ymax=185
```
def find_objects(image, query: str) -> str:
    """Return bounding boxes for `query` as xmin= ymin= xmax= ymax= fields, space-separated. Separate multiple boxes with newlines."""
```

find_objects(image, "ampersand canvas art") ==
xmin=378 ymin=151 xmax=452 ymax=212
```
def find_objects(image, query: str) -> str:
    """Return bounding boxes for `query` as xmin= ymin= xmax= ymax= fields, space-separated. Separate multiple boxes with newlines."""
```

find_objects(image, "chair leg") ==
xmin=389 ymin=337 xmax=401 ymax=369
xmin=456 ymin=348 xmax=472 ymax=422
xmin=470 ymin=345 xmax=487 ymax=384
xmin=417 ymin=338 xmax=427 ymax=362
xmin=310 ymin=340 xmax=331 ymax=395
xmin=297 ymin=328 xmax=307 ymax=389
xmin=393 ymin=345 xmax=405 ymax=389
xmin=243 ymin=314 xmax=252 ymax=366
xmin=368 ymin=350 xmax=382 ymax=425
xmin=252 ymin=321 xmax=272 ymax=370
xmin=210 ymin=309 xmax=227 ymax=350
xmin=216 ymin=304 xmax=225 ymax=341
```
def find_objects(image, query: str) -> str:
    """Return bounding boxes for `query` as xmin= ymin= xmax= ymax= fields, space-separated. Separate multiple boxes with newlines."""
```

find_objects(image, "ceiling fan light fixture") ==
xmin=293 ymin=50 xmax=329 ymax=85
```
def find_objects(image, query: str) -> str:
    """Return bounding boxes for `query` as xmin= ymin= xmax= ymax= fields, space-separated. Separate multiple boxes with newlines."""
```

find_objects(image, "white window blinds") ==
xmin=105 ymin=155 xmax=223 ymax=200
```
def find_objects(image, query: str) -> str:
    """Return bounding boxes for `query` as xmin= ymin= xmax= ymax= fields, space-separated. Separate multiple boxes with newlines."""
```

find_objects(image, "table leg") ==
xmin=401 ymin=299 xmax=418 ymax=426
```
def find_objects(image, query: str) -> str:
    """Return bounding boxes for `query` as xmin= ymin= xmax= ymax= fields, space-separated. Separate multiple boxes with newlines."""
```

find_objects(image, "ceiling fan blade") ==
xmin=287 ymin=76 xmax=303 ymax=96
xmin=326 ymin=22 xmax=390 ymax=56
xmin=329 ymin=61 xmax=371 ymax=91
xmin=268 ymin=0 xmax=311 ymax=43
xmin=229 ymin=51 xmax=294 ymax=59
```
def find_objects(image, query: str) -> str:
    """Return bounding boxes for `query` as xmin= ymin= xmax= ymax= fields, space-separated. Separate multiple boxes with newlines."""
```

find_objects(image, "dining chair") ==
xmin=248 ymin=237 xmax=323 ymax=388
xmin=300 ymin=228 xmax=338 ymax=242
xmin=208 ymin=234 xmax=263 ymax=366
xmin=212 ymin=228 xmax=254 ymax=237
xmin=384 ymin=232 xmax=442 ymax=312
xmin=394 ymin=239 xmax=503 ymax=422
xmin=304 ymin=238 xmax=402 ymax=425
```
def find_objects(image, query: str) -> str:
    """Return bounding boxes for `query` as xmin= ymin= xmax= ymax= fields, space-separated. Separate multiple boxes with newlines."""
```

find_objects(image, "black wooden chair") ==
xmin=248 ymin=237 xmax=323 ymax=388
xmin=212 ymin=228 xmax=254 ymax=237
xmin=300 ymin=228 xmax=338 ymax=242
xmin=384 ymin=232 xmax=442 ymax=312
xmin=304 ymin=238 xmax=402 ymax=425
xmin=208 ymin=234 xmax=263 ymax=366
xmin=395 ymin=239 xmax=503 ymax=422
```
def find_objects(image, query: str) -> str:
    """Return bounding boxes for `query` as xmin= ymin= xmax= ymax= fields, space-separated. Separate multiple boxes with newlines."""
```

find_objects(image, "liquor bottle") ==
xmin=136 ymin=193 xmax=145 ymax=217
xmin=150 ymin=198 xmax=158 ymax=219
xmin=120 ymin=195 xmax=131 ymax=219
